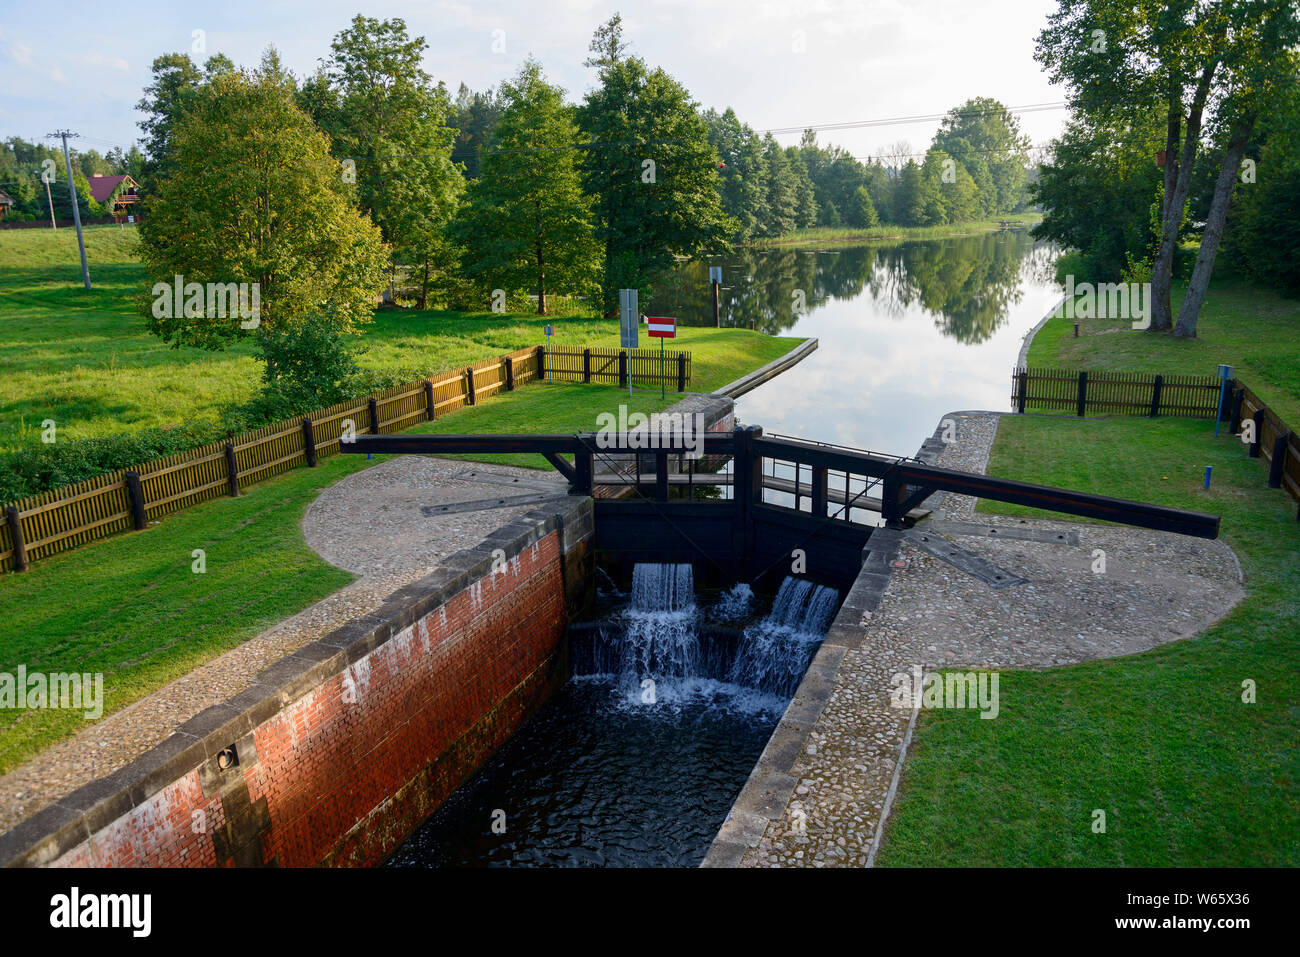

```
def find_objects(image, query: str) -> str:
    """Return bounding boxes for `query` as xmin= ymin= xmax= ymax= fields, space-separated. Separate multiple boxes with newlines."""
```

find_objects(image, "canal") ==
xmin=388 ymin=230 xmax=1060 ymax=867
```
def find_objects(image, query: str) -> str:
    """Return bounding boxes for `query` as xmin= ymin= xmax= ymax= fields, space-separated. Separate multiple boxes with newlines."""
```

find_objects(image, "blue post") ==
xmin=1204 ymin=465 xmax=1212 ymax=488
xmin=1215 ymin=364 xmax=1233 ymax=437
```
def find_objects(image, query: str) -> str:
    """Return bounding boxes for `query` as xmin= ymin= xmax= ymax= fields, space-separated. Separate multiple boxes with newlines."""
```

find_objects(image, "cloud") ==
xmin=80 ymin=52 xmax=131 ymax=73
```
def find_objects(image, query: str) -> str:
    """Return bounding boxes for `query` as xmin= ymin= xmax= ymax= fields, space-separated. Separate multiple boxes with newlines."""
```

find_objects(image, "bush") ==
xmin=0 ymin=426 xmax=209 ymax=504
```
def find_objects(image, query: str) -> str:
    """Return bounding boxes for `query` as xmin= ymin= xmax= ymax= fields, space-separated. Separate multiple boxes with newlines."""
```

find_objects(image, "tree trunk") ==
xmin=536 ymin=246 xmax=547 ymax=316
xmin=1173 ymin=115 xmax=1256 ymax=339
xmin=1150 ymin=62 xmax=1217 ymax=332
xmin=418 ymin=256 xmax=430 ymax=310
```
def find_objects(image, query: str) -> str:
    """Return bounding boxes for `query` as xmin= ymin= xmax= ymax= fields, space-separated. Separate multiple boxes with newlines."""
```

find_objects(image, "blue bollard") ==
xmin=1204 ymin=465 xmax=1212 ymax=488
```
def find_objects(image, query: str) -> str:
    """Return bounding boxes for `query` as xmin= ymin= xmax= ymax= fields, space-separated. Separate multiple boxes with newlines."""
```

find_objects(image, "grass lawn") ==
xmin=0 ymin=379 xmax=689 ymax=774
xmin=877 ymin=415 xmax=1299 ymax=866
xmin=1029 ymin=279 xmax=1300 ymax=425
xmin=0 ymin=224 xmax=798 ymax=454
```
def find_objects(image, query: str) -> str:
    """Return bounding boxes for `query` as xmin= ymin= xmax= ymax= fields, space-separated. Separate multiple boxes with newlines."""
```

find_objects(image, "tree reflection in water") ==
xmin=647 ymin=231 xmax=1054 ymax=345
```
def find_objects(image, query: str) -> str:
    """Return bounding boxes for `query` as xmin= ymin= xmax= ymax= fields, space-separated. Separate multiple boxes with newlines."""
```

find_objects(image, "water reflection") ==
xmin=650 ymin=230 xmax=1056 ymax=345
xmin=652 ymin=231 xmax=1061 ymax=457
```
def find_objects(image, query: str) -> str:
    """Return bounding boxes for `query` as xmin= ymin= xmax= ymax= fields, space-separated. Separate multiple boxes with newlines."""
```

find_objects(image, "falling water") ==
xmin=713 ymin=583 xmax=755 ymax=621
xmin=620 ymin=563 xmax=701 ymax=682
xmin=727 ymin=578 xmax=841 ymax=698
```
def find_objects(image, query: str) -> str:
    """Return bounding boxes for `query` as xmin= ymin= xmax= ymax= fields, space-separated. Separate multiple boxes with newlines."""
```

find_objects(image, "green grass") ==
xmin=1029 ymin=279 xmax=1300 ymax=425
xmin=877 ymin=415 xmax=1299 ymax=866
xmin=755 ymin=214 xmax=1041 ymax=249
xmin=0 ymin=224 xmax=799 ymax=454
xmin=0 ymin=378 xmax=699 ymax=773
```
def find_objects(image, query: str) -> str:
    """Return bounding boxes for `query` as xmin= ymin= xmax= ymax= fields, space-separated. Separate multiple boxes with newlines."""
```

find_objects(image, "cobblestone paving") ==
xmin=739 ymin=411 xmax=1245 ymax=868
xmin=0 ymin=457 xmax=561 ymax=835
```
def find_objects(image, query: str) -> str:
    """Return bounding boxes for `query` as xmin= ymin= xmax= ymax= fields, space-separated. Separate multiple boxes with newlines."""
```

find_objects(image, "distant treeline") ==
xmin=0 ymin=138 xmax=145 ymax=222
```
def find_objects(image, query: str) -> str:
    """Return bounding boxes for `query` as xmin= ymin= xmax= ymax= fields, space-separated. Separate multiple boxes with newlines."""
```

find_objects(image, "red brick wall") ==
xmin=53 ymin=530 xmax=568 ymax=867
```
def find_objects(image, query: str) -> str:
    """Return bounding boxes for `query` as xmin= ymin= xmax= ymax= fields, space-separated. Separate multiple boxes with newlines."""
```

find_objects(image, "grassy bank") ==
xmin=0 ymin=380 xmax=686 ymax=773
xmin=753 ymin=214 xmax=1041 ymax=249
xmin=0 ymin=225 xmax=797 ymax=454
xmin=877 ymin=414 xmax=1299 ymax=866
xmin=1028 ymin=279 xmax=1300 ymax=425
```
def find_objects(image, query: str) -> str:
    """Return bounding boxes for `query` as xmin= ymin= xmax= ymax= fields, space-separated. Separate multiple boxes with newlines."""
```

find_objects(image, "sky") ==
xmin=0 ymin=0 xmax=1068 ymax=161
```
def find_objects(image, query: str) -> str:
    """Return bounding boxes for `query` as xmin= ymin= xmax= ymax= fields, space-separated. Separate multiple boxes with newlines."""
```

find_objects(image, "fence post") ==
xmin=574 ymin=448 xmax=592 ymax=495
xmin=583 ymin=349 xmax=591 ymax=384
xmin=1219 ymin=378 xmax=1236 ymax=422
xmin=536 ymin=346 xmax=545 ymax=382
xmin=504 ymin=358 xmax=514 ymax=392
xmin=425 ymin=379 xmax=436 ymax=420
xmin=465 ymin=367 xmax=476 ymax=406
xmin=811 ymin=466 xmax=828 ymax=518
xmin=1149 ymin=374 xmax=1163 ymax=418
xmin=1230 ymin=388 xmax=1244 ymax=434
xmin=619 ymin=351 xmax=628 ymax=389
xmin=225 ymin=442 xmax=240 ymax=496
xmin=125 ymin=470 xmax=147 ymax=530
xmin=1016 ymin=370 xmax=1027 ymax=414
xmin=676 ymin=353 xmax=686 ymax=393
xmin=302 ymin=416 xmax=318 ymax=467
xmin=1268 ymin=432 xmax=1290 ymax=488
xmin=655 ymin=452 xmax=669 ymax=501
xmin=5 ymin=505 xmax=27 ymax=572
xmin=1076 ymin=371 xmax=1088 ymax=417
xmin=368 ymin=396 xmax=381 ymax=433
xmin=1250 ymin=409 xmax=1265 ymax=458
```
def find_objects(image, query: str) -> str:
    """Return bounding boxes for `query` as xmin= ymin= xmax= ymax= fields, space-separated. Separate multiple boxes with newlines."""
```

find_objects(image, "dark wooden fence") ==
xmin=0 ymin=345 xmax=548 ymax=573
xmin=544 ymin=346 xmax=691 ymax=392
xmin=1012 ymin=367 xmax=1222 ymax=418
xmin=1013 ymin=366 xmax=1300 ymax=520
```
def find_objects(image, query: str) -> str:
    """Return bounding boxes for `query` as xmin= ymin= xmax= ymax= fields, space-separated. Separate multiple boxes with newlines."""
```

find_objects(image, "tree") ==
xmin=896 ymin=160 xmax=926 ymax=226
xmin=704 ymin=107 xmax=768 ymax=242
xmin=849 ymin=185 xmax=879 ymax=228
xmin=451 ymin=60 xmax=602 ymax=314
xmin=578 ymin=15 xmax=732 ymax=311
xmin=136 ymin=52 xmax=235 ymax=180
xmin=137 ymin=60 xmax=387 ymax=365
xmin=305 ymin=16 xmax=462 ymax=304
xmin=931 ymin=97 xmax=1031 ymax=215
xmin=1037 ymin=0 xmax=1300 ymax=336
xmin=449 ymin=83 xmax=503 ymax=180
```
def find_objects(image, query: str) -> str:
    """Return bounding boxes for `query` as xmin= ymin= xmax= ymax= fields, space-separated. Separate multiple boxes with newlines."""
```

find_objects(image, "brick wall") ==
xmin=4 ymin=500 xmax=592 ymax=868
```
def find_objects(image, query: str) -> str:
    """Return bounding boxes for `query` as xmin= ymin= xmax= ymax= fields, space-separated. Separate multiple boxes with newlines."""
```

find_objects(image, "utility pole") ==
xmin=42 ymin=170 xmax=56 ymax=230
xmin=49 ymin=130 xmax=90 ymax=290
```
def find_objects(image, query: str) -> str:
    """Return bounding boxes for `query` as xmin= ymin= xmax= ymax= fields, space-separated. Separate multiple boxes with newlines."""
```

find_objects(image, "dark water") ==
xmin=386 ymin=572 xmax=837 ymax=868
xmin=385 ymin=678 xmax=780 ymax=868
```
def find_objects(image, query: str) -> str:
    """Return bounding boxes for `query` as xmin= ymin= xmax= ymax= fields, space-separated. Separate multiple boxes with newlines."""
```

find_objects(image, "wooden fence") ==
xmin=1013 ymin=366 xmax=1300 ymax=520
xmin=1012 ymin=367 xmax=1222 ymax=419
xmin=0 ymin=345 xmax=544 ymax=574
xmin=544 ymin=346 xmax=691 ymax=392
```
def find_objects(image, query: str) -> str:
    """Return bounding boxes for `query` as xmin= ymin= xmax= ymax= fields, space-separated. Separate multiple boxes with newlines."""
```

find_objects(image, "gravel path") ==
xmin=0 ymin=457 xmax=562 ymax=835
xmin=740 ymin=411 xmax=1245 ymax=868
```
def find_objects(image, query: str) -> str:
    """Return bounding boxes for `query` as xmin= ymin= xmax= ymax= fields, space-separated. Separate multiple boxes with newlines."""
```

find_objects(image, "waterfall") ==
xmin=572 ymin=565 xmax=840 ymax=704
xmin=620 ymin=563 xmax=701 ymax=681
xmin=727 ymin=578 xmax=840 ymax=698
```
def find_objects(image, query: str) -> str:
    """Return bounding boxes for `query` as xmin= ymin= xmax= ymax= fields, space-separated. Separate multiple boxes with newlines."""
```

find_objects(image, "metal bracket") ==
xmin=902 ymin=529 xmax=1029 ymax=588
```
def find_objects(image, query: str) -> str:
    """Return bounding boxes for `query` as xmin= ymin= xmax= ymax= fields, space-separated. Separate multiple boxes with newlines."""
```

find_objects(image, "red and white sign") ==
xmin=646 ymin=316 xmax=676 ymax=338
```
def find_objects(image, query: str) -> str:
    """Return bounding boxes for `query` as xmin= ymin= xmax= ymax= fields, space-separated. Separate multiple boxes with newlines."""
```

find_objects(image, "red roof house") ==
xmin=88 ymin=174 xmax=140 ymax=220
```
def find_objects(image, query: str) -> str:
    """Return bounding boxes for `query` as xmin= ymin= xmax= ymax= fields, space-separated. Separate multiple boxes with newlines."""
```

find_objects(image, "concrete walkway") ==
xmin=706 ymin=411 xmax=1245 ymax=868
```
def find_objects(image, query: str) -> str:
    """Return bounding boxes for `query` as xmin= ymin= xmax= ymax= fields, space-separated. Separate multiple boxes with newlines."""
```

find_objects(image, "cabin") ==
xmin=0 ymin=189 xmax=14 ymax=219
xmin=88 ymin=174 xmax=140 ymax=222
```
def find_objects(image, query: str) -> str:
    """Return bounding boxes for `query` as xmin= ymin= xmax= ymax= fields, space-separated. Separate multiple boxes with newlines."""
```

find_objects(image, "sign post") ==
xmin=619 ymin=289 xmax=639 ymax=398
xmin=1215 ymin=363 xmax=1233 ymax=437
xmin=647 ymin=316 xmax=677 ymax=399
xmin=708 ymin=266 xmax=722 ymax=328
